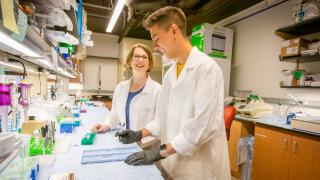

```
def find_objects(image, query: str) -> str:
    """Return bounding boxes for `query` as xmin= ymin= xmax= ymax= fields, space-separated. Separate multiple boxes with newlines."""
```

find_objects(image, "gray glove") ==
xmin=115 ymin=129 xmax=142 ymax=144
xmin=125 ymin=147 xmax=163 ymax=165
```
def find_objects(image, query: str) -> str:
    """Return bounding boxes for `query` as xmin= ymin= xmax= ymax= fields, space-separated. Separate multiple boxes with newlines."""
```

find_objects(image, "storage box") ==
xmin=21 ymin=120 xmax=48 ymax=136
xmin=308 ymin=41 xmax=320 ymax=50
xmin=280 ymin=38 xmax=309 ymax=57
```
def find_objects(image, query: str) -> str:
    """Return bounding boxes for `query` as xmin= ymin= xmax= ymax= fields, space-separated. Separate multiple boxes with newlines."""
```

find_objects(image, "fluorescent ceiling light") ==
xmin=0 ymin=30 xmax=41 ymax=58
xmin=106 ymin=0 xmax=126 ymax=33
xmin=0 ymin=61 xmax=37 ymax=74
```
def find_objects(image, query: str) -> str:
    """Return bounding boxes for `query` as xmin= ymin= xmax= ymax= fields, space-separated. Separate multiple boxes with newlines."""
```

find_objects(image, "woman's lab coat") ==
xmin=104 ymin=76 xmax=161 ymax=131
xmin=146 ymin=47 xmax=231 ymax=180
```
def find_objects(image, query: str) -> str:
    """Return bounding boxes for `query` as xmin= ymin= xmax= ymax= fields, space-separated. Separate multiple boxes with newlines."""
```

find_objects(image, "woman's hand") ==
xmin=90 ymin=124 xmax=110 ymax=133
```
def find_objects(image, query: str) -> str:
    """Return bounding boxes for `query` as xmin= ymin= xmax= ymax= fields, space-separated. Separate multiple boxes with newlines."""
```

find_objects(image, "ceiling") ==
xmin=83 ymin=0 xmax=263 ymax=41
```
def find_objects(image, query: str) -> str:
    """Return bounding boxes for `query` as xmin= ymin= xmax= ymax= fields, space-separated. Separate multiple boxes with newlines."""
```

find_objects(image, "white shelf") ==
xmin=0 ymin=148 xmax=22 ymax=174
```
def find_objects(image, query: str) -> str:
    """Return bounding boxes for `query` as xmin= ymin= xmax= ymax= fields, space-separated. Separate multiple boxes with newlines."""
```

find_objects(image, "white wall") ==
xmin=87 ymin=33 xmax=119 ymax=58
xmin=228 ymin=1 xmax=320 ymax=103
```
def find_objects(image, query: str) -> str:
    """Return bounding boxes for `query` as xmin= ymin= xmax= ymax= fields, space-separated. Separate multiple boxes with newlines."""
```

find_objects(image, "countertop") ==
xmin=38 ymin=106 xmax=163 ymax=180
xmin=235 ymin=115 xmax=320 ymax=137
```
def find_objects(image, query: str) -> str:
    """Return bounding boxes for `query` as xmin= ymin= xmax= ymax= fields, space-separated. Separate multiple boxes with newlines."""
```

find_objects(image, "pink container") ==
xmin=0 ymin=83 xmax=13 ymax=106
xmin=18 ymin=83 xmax=30 ymax=107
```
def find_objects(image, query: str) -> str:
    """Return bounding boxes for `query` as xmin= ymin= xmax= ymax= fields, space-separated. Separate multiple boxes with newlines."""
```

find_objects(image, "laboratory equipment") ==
xmin=81 ymin=133 xmax=96 ymax=145
xmin=71 ymin=107 xmax=80 ymax=118
xmin=18 ymin=82 xmax=30 ymax=107
xmin=291 ymin=116 xmax=320 ymax=134
xmin=60 ymin=119 xmax=74 ymax=133
xmin=237 ymin=98 xmax=273 ymax=119
xmin=49 ymin=173 xmax=75 ymax=180
xmin=18 ymin=81 xmax=31 ymax=123
xmin=191 ymin=23 xmax=233 ymax=97
xmin=81 ymin=147 xmax=139 ymax=164
xmin=0 ymin=83 xmax=13 ymax=133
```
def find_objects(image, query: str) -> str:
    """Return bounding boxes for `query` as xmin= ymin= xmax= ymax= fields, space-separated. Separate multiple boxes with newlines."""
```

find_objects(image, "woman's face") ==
xmin=131 ymin=47 xmax=150 ymax=74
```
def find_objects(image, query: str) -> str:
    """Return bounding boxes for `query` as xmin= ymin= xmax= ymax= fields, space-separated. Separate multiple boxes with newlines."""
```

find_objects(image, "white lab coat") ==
xmin=104 ymin=76 xmax=161 ymax=131
xmin=145 ymin=47 xmax=231 ymax=180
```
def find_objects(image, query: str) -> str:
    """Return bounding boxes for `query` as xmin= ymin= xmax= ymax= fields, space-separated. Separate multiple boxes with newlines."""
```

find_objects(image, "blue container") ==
xmin=72 ymin=113 xmax=80 ymax=118
xmin=286 ymin=113 xmax=296 ymax=125
xmin=60 ymin=123 xmax=74 ymax=133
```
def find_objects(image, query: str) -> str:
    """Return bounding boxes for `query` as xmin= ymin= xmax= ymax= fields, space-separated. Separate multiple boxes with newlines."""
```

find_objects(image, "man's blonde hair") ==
xmin=143 ymin=6 xmax=187 ymax=37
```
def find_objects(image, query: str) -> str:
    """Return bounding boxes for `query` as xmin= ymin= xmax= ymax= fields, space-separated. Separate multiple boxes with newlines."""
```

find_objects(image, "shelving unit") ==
xmin=276 ymin=16 xmax=320 ymax=89
xmin=279 ymin=54 xmax=320 ymax=63
xmin=280 ymin=86 xmax=320 ymax=89
xmin=275 ymin=16 xmax=320 ymax=39
xmin=0 ymin=2 xmax=77 ymax=78
xmin=0 ymin=149 xmax=22 ymax=174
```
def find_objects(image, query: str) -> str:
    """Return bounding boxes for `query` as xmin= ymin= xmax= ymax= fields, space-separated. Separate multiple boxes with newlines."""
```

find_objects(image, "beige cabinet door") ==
xmin=252 ymin=126 xmax=291 ymax=180
xmin=289 ymin=135 xmax=320 ymax=180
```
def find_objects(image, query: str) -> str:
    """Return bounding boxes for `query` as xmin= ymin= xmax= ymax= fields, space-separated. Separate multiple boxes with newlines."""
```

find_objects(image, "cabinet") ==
xmin=83 ymin=57 xmax=118 ymax=91
xmin=228 ymin=119 xmax=255 ymax=177
xmin=251 ymin=125 xmax=320 ymax=180
xmin=289 ymin=134 xmax=320 ymax=180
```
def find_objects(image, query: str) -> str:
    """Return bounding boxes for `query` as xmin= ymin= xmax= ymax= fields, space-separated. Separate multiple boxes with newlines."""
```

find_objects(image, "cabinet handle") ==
xmin=293 ymin=141 xmax=297 ymax=153
xmin=283 ymin=138 xmax=288 ymax=150
xmin=255 ymin=133 xmax=267 ymax=138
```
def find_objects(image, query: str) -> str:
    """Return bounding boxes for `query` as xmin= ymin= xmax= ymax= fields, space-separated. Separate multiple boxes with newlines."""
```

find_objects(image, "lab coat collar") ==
xmin=184 ymin=47 xmax=198 ymax=70
xmin=126 ymin=75 xmax=153 ymax=95
xmin=169 ymin=47 xmax=198 ymax=85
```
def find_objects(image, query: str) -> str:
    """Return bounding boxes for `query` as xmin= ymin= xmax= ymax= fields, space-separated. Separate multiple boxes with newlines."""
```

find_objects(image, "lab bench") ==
xmin=228 ymin=115 xmax=320 ymax=179
xmin=37 ymin=106 xmax=163 ymax=180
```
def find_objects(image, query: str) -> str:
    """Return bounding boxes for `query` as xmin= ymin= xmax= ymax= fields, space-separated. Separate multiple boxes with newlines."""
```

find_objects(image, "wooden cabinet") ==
xmin=251 ymin=126 xmax=291 ymax=180
xmin=252 ymin=125 xmax=320 ymax=180
xmin=289 ymin=134 xmax=320 ymax=180
xmin=228 ymin=120 xmax=255 ymax=177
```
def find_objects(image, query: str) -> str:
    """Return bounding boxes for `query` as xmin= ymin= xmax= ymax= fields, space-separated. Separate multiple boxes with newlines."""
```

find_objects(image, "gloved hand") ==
xmin=125 ymin=147 xmax=163 ymax=165
xmin=115 ymin=129 xmax=142 ymax=144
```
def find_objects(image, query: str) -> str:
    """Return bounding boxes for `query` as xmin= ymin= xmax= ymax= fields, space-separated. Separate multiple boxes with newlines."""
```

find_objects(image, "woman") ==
xmin=91 ymin=43 xmax=161 ymax=134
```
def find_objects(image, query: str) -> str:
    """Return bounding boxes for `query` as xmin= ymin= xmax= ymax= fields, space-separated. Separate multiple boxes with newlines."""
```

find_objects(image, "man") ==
xmin=116 ymin=6 xmax=231 ymax=180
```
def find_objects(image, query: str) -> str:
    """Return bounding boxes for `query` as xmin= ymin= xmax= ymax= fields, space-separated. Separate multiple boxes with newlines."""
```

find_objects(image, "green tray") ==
xmin=81 ymin=133 xmax=96 ymax=145
xmin=29 ymin=137 xmax=54 ymax=156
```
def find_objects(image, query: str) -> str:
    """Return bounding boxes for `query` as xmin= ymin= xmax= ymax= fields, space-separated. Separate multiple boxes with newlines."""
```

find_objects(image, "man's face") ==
xmin=149 ymin=24 xmax=176 ymax=59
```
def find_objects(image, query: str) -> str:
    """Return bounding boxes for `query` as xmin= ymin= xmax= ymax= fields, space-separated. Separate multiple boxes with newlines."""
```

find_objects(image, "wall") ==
xmin=87 ymin=33 xmax=119 ymax=58
xmin=83 ymin=57 xmax=118 ymax=91
xmin=118 ymin=37 xmax=162 ymax=84
xmin=228 ymin=0 xmax=320 ymax=105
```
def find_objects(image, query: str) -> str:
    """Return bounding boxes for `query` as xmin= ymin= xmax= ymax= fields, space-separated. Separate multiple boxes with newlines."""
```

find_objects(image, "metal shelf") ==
xmin=279 ymin=54 xmax=320 ymax=63
xmin=275 ymin=16 xmax=320 ymax=40
xmin=280 ymin=85 xmax=320 ymax=89
xmin=0 ymin=148 xmax=21 ymax=174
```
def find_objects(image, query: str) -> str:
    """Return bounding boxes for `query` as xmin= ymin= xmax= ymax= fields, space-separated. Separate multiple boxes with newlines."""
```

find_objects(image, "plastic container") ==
xmin=60 ymin=123 xmax=74 ymax=133
xmin=0 ymin=83 xmax=13 ymax=106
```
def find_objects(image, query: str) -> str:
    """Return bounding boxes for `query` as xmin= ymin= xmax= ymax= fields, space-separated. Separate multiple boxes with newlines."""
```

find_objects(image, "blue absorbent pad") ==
xmin=81 ymin=147 xmax=139 ymax=164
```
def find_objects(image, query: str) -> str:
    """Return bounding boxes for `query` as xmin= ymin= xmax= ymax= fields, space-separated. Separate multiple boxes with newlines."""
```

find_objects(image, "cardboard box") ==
xmin=21 ymin=120 xmax=47 ymax=136
xmin=280 ymin=38 xmax=309 ymax=57
xmin=308 ymin=41 xmax=320 ymax=50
